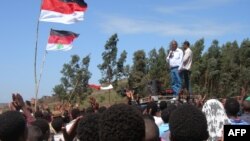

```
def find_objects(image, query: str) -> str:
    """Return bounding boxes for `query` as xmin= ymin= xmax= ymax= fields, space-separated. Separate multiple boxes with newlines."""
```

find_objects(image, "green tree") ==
xmin=128 ymin=50 xmax=147 ymax=96
xmin=98 ymin=34 xmax=118 ymax=84
xmin=239 ymin=39 xmax=250 ymax=92
xmin=114 ymin=50 xmax=128 ymax=86
xmin=53 ymin=55 xmax=92 ymax=103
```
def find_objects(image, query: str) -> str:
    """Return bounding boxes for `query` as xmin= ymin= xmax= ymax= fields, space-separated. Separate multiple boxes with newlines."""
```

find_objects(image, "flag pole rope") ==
xmin=34 ymin=0 xmax=43 ymax=111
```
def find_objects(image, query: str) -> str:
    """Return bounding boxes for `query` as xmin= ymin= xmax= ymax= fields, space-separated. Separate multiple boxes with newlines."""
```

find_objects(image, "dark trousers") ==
xmin=181 ymin=70 xmax=192 ymax=95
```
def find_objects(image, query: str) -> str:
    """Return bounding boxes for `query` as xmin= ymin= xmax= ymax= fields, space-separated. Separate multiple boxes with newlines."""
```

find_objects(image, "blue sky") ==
xmin=0 ymin=0 xmax=249 ymax=103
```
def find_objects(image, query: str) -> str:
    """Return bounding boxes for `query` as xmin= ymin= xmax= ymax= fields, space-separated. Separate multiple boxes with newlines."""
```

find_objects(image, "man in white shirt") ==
xmin=180 ymin=41 xmax=193 ymax=95
xmin=166 ymin=40 xmax=183 ymax=97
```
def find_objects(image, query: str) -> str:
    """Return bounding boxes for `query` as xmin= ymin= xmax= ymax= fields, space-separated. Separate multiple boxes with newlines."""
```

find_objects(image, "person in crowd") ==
xmin=76 ymin=113 xmax=100 ymax=141
xmin=225 ymin=98 xmax=248 ymax=125
xmin=97 ymin=106 xmax=107 ymax=113
xmin=202 ymin=99 xmax=229 ymax=141
xmin=144 ymin=118 xmax=160 ymax=141
xmin=146 ymin=101 xmax=163 ymax=127
xmin=99 ymin=103 xmax=145 ymax=141
xmin=166 ymin=40 xmax=183 ymax=99
xmin=169 ymin=104 xmax=209 ymax=141
xmin=159 ymin=104 xmax=177 ymax=141
xmin=0 ymin=111 xmax=28 ymax=141
xmin=31 ymin=119 xmax=50 ymax=141
xmin=180 ymin=41 xmax=193 ymax=95
xmin=240 ymin=96 xmax=250 ymax=124
xmin=51 ymin=116 xmax=65 ymax=141
xmin=27 ymin=125 xmax=43 ymax=141
xmin=159 ymin=101 xmax=167 ymax=111
xmin=85 ymin=106 xmax=95 ymax=114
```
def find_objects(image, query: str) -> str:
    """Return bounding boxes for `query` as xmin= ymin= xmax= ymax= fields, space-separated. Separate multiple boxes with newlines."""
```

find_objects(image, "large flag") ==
xmin=46 ymin=29 xmax=79 ymax=51
xmin=40 ymin=0 xmax=88 ymax=24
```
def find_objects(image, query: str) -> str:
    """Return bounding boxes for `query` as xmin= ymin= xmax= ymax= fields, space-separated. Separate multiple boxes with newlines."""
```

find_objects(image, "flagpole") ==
xmin=34 ymin=0 xmax=43 ymax=111
xmin=35 ymin=50 xmax=48 ymax=110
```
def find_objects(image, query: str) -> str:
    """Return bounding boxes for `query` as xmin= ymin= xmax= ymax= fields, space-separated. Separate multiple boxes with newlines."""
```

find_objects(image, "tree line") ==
xmin=53 ymin=34 xmax=250 ymax=102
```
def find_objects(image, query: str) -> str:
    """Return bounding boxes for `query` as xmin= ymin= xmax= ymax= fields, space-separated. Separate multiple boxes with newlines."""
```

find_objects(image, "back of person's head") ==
xmin=169 ymin=104 xmax=208 ymax=141
xmin=51 ymin=116 xmax=64 ymax=133
xmin=42 ymin=111 xmax=52 ymax=122
xmin=99 ymin=103 xmax=145 ymax=141
xmin=144 ymin=118 xmax=160 ymax=141
xmin=183 ymin=41 xmax=190 ymax=47
xmin=98 ymin=106 xmax=107 ymax=113
xmin=0 ymin=111 xmax=27 ymax=141
xmin=34 ymin=110 xmax=44 ymax=119
xmin=161 ymin=104 xmax=177 ymax=123
xmin=86 ymin=106 xmax=95 ymax=114
xmin=77 ymin=113 xmax=100 ymax=141
xmin=31 ymin=119 xmax=50 ymax=141
xmin=71 ymin=108 xmax=80 ymax=120
xmin=159 ymin=101 xmax=167 ymax=111
xmin=27 ymin=125 xmax=43 ymax=141
xmin=225 ymin=98 xmax=240 ymax=117
xmin=147 ymin=102 xmax=159 ymax=116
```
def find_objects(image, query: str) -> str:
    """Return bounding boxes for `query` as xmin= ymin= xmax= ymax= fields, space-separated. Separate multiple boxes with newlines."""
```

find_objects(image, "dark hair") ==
xmin=31 ymin=119 xmax=50 ymax=140
xmin=159 ymin=101 xmax=167 ymax=111
xmin=225 ymin=98 xmax=240 ymax=116
xmin=99 ymin=103 xmax=145 ymax=141
xmin=0 ymin=111 xmax=27 ymax=141
xmin=183 ymin=41 xmax=190 ymax=47
xmin=51 ymin=117 xmax=64 ymax=133
xmin=27 ymin=125 xmax=43 ymax=141
xmin=77 ymin=113 xmax=100 ymax=141
xmin=161 ymin=104 xmax=177 ymax=123
xmin=169 ymin=104 xmax=208 ymax=141
xmin=97 ymin=106 xmax=107 ymax=113
xmin=34 ymin=111 xmax=43 ymax=119
xmin=86 ymin=106 xmax=94 ymax=114
xmin=71 ymin=108 xmax=80 ymax=120
xmin=147 ymin=101 xmax=159 ymax=116
xmin=42 ymin=111 xmax=52 ymax=122
xmin=171 ymin=40 xmax=178 ymax=47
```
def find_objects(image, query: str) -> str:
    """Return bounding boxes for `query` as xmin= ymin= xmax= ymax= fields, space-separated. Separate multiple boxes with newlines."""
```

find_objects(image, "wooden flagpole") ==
xmin=35 ymin=50 xmax=48 ymax=110
xmin=34 ymin=0 xmax=43 ymax=111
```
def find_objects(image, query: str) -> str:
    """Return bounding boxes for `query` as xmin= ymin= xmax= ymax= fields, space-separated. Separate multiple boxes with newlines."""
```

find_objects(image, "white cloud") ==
xmin=100 ymin=16 xmax=244 ymax=37
xmin=155 ymin=0 xmax=234 ymax=14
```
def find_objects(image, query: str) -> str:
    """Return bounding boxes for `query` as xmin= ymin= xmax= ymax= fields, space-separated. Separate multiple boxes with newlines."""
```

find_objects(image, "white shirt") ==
xmin=166 ymin=48 xmax=183 ymax=70
xmin=154 ymin=116 xmax=164 ymax=127
xmin=180 ymin=48 xmax=192 ymax=70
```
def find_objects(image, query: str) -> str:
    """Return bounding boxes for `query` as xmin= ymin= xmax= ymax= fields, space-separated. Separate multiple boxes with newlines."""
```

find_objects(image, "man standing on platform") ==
xmin=166 ymin=40 xmax=183 ymax=99
xmin=180 ymin=41 xmax=193 ymax=95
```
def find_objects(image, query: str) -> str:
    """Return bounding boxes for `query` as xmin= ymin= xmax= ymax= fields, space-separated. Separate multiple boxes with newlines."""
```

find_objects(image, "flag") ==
xmin=46 ymin=29 xmax=79 ymax=51
xmin=40 ymin=0 xmax=88 ymax=24
xmin=88 ymin=84 xmax=101 ymax=90
xmin=88 ymin=84 xmax=113 ymax=90
xmin=100 ymin=84 xmax=113 ymax=90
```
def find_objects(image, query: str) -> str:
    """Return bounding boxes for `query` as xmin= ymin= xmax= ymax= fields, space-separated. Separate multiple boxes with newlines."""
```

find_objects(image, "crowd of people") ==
xmin=0 ymin=40 xmax=249 ymax=141
xmin=0 ymin=92 xmax=249 ymax=141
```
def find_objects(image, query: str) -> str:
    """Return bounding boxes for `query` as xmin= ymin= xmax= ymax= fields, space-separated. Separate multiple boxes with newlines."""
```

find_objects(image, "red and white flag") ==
xmin=40 ymin=0 xmax=88 ymax=24
xmin=88 ymin=84 xmax=113 ymax=90
xmin=46 ymin=29 xmax=79 ymax=51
